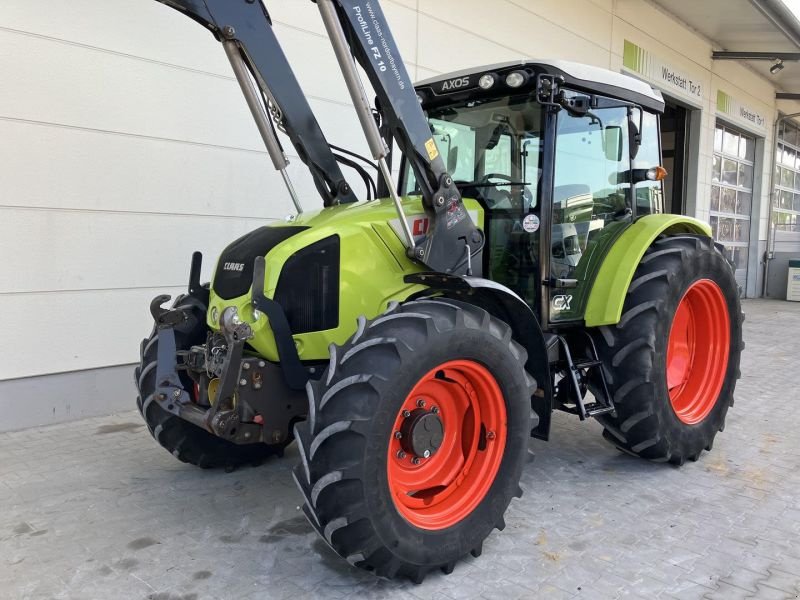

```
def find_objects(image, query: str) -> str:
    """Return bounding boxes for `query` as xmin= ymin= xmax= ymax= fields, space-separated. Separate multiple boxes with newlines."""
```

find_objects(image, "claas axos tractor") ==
xmin=136 ymin=0 xmax=743 ymax=581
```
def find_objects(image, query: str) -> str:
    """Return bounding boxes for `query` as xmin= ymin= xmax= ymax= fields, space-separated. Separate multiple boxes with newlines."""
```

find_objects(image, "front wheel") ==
xmin=591 ymin=235 xmax=743 ymax=465
xmin=293 ymin=298 xmax=537 ymax=582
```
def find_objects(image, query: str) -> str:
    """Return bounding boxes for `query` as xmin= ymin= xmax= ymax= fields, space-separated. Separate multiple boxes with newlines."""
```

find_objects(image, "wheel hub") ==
xmin=399 ymin=408 xmax=443 ymax=458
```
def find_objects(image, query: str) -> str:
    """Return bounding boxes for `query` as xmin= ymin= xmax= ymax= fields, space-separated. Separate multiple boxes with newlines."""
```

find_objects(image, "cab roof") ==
xmin=415 ymin=59 xmax=665 ymax=113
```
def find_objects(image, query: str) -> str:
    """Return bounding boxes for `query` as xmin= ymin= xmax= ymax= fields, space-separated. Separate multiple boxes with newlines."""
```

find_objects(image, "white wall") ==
xmin=0 ymin=0 xmax=787 ymax=382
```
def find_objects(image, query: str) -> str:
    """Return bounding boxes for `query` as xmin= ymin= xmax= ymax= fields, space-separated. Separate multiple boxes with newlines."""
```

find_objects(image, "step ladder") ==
xmin=551 ymin=333 xmax=615 ymax=420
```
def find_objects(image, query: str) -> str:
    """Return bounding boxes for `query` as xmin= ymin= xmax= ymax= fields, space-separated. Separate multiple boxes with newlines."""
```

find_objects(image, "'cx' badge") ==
xmin=552 ymin=295 xmax=573 ymax=311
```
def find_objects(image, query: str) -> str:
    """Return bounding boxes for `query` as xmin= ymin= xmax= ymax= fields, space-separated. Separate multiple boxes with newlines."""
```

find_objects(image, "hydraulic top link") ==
xmin=157 ymin=0 xmax=483 ymax=275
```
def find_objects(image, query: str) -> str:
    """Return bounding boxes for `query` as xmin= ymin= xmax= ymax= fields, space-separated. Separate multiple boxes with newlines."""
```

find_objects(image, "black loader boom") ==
xmin=158 ymin=0 xmax=483 ymax=274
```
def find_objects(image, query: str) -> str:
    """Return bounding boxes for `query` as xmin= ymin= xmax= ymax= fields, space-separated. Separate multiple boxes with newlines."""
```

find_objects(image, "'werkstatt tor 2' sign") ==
xmin=622 ymin=40 xmax=703 ymax=105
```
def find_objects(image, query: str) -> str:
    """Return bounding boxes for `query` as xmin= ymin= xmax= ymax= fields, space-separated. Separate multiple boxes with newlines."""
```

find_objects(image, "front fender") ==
xmin=584 ymin=214 xmax=712 ymax=327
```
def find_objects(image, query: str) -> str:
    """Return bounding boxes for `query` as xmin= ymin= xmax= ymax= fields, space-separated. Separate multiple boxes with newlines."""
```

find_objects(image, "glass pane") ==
xmin=714 ymin=127 xmax=723 ymax=152
xmin=717 ymin=217 xmax=734 ymax=241
xmin=735 ymin=247 xmax=749 ymax=270
xmin=782 ymin=167 xmax=793 ymax=188
xmin=551 ymin=105 xmax=630 ymax=302
xmin=711 ymin=185 xmax=721 ymax=211
xmin=721 ymin=187 xmax=737 ymax=213
xmin=737 ymin=191 xmax=752 ymax=215
xmin=795 ymin=171 xmax=800 ymax=192
xmin=787 ymin=124 xmax=798 ymax=147
xmin=794 ymin=193 xmax=800 ymax=212
xmin=740 ymin=135 xmax=755 ymax=162
xmin=722 ymin=159 xmax=738 ymax=185
xmin=734 ymin=218 xmax=749 ymax=242
xmin=712 ymin=155 xmax=721 ymax=182
xmin=782 ymin=189 xmax=794 ymax=209
xmin=723 ymin=129 xmax=738 ymax=155
xmin=783 ymin=146 xmax=794 ymax=167
xmin=738 ymin=163 xmax=753 ymax=189
xmin=710 ymin=215 xmax=719 ymax=238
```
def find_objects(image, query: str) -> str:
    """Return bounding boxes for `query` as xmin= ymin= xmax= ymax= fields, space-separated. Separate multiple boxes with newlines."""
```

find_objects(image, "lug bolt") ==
xmin=435 ymin=195 xmax=445 ymax=207
xmin=411 ymin=457 xmax=421 ymax=465
xmin=403 ymin=410 xmax=411 ymax=418
xmin=444 ymin=176 xmax=453 ymax=187
xmin=258 ymin=361 xmax=266 ymax=368
xmin=416 ymin=399 xmax=426 ymax=408
xmin=423 ymin=450 xmax=431 ymax=458
xmin=157 ymin=393 xmax=166 ymax=401
xmin=172 ymin=389 xmax=181 ymax=398
xmin=487 ymin=430 xmax=496 ymax=440
xmin=394 ymin=431 xmax=402 ymax=439
xmin=396 ymin=450 xmax=406 ymax=459
xmin=431 ymin=406 xmax=439 ymax=414
xmin=242 ymin=363 xmax=250 ymax=370
xmin=239 ymin=378 xmax=247 ymax=386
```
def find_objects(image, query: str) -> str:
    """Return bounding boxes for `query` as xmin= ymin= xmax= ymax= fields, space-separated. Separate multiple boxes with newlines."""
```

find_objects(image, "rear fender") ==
xmin=405 ymin=272 xmax=553 ymax=440
xmin=584 ymin=215 xmax=712 ymax=327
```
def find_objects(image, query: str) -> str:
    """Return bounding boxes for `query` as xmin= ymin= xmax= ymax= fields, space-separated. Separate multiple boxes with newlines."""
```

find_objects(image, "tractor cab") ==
xmin=401 ymin=60 xmax=667 ymax=326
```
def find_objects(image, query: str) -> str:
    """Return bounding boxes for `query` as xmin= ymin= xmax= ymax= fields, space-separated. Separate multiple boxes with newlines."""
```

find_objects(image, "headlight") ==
xmin=478 ymin=73 xmax=496 ymax=89
xmin=505 ymin=70 xmax=527 ymax=88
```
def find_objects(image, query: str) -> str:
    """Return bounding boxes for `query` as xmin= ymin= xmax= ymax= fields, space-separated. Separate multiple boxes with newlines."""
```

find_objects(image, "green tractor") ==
xmin=137 ymin=0 xmax=743 ymax=582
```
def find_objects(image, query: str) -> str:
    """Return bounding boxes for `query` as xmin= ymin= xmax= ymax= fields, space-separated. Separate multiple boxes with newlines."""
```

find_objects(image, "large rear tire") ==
xmin=134 ymin=295 xmax=278 ymax=469
xmin=293 ymin=298 xmax=537 ymax=582
xmin=591 ymin=235 xmax=743 ymax=465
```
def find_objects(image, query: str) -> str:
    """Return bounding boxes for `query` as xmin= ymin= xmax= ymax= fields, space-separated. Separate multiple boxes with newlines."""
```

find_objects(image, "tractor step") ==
xmin=552 ymin=334 xmax=615 ymax=421
xmin=572 ymin=359 xmax=602 ymax=369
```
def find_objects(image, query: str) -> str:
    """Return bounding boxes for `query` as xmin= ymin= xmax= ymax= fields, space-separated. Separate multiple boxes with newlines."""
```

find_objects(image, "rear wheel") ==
xmin=134 ymin=295 xmax=278 ymax=469
xmin=591 ymin=235 xmax=743 ymax=464
xmin=293 ymin=298 xmax=537 ymax=581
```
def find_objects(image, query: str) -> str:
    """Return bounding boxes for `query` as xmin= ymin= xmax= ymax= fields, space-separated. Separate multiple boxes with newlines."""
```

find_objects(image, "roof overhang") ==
xmin=651 ymin=0 xmax=800 ymax=99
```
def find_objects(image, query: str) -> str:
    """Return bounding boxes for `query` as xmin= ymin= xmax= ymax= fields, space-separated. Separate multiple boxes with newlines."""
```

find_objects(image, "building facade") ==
xmin=1 ymin=0 xmax=798 ymax=429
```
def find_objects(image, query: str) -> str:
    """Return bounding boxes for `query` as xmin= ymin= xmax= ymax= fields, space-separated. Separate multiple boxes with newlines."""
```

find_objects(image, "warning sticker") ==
xmin=424 ymin=138 xmax=439 ymax=160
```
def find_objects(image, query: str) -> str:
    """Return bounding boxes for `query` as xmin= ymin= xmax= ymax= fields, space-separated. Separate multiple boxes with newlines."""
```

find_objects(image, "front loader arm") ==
xmin=159 ymin=0 xmax=483 ymax=274
xmin=319 ymin=0 xmax=484 ymax=274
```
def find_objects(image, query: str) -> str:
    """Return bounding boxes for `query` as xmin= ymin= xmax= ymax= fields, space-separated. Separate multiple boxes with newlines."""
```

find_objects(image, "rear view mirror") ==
xmin=604 ymin=125 xmax=623 ymax=162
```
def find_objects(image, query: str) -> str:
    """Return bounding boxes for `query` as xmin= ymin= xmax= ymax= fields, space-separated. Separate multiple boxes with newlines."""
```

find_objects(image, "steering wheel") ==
xmin=479 ymin=173 xmax=513 ymax=208
xmin=480 ymin=173 xmax=533 ymax=210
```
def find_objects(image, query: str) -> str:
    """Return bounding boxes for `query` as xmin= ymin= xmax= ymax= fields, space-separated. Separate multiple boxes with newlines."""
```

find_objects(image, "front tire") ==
xmin=293 ymin=298 xmax=537 ymax=581
xmin=591 ymin=235 xmax=743 ymax=465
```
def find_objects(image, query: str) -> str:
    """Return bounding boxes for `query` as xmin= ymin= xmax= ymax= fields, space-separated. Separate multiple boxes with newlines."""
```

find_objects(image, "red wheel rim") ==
xmin=387 ymin=360 xmax=506 ymax=530
xmin=666 ymin=279 xmax=730 ymax=425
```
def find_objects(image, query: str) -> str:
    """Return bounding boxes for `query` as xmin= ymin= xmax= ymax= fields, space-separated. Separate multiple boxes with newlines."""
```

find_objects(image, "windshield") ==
xmin=401 ymin=95 xmax=544 ymax=210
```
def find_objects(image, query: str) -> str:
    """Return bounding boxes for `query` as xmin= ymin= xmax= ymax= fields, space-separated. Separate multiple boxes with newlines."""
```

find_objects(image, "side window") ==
xmin=634 ymin=110 xmax=663 ymax=215
xmin=552 ymin=105 xmax=631 ymax=279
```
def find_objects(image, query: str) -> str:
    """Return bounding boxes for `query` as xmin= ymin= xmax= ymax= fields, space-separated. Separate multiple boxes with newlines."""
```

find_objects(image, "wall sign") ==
xmin=716 ymin=90 xmax=767 ymax=135
xmin=622 ymin=40 xmax=703 ymax=104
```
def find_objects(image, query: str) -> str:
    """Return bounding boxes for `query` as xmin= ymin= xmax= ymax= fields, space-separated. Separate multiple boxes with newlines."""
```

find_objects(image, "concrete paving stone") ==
xmin=700 ymin=581 xmax=754 ymax=600
xmin=758 ymin=569 xmax=800 ymax=594
xmin=748 ymin=584 xmax=799 ymax=600
xmin=1 ymin=299 xmax=799 ymax=599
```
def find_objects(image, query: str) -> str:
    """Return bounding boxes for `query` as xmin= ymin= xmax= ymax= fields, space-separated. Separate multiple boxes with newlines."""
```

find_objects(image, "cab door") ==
xmin=543 ymin=98 xmax=634 ymax=324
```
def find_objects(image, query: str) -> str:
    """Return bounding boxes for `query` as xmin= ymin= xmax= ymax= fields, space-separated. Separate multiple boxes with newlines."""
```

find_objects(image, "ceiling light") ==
xmin=770 ymin=59 xmax=785 ymax=75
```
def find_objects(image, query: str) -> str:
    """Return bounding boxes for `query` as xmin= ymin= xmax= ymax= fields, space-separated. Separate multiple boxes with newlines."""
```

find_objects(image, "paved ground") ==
xmin=1 ymin=299 xmax=799 ymax=600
